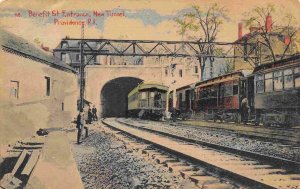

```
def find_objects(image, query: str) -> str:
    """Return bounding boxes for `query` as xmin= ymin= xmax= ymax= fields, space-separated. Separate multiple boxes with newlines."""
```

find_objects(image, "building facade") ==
xmin=0 ymin=29 xmax=78 ymax=147
xmin=234 ymin=16 xmax=299 ymax=71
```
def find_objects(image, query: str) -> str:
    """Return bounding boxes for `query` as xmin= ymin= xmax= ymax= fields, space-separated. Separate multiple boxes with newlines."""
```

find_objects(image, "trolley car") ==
xmin=127 ymin=82 xmax=168 ymax=120
xmin=175 ymin=55 xmax=300 ymax=127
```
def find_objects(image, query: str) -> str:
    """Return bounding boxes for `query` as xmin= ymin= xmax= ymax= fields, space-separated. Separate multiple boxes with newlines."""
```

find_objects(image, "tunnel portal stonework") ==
xmin=85 ymin=65 xmax=164 ymax=117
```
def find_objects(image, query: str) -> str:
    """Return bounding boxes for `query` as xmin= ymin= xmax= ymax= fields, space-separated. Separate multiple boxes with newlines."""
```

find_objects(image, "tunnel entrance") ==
xmin=100 ymin=77 xmax=143 ymax=117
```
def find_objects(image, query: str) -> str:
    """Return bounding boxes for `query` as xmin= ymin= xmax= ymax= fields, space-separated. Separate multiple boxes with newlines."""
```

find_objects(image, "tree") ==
xmin=243 ymin=4 xmax=299 ymax=62
xmin=175 ymin=3 xmax=228 ymax=80
xmin=218 ymin=58 xmax=234 ymax=76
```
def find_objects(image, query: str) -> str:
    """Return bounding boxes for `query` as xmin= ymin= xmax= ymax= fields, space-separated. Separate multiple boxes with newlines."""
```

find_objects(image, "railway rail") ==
xmin=121 ymin=118 xmax=300 ymax=162
xmin=103 ymin=118 xmax=300 ymax=189
xmin=177 ymin=120 xmax=300 ymax=145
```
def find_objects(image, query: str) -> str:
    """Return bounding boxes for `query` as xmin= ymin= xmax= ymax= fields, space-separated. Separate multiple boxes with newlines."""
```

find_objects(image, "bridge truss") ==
xmin=54 ymin=34 xmax=259 ymax=110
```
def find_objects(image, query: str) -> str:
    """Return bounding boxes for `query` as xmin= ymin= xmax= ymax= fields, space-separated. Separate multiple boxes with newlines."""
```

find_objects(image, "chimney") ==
xmin=284 ymin=36 xmax=290 ymax=45
xmin=238 ymin=23 xmax=243 ymax=39
xmin=266 ymin=15 xmax=272 ymax=32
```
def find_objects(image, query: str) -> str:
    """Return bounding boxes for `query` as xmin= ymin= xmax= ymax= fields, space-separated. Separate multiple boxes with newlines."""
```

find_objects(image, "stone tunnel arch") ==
xmin=100 ymin=77 xmax=143 ymax=117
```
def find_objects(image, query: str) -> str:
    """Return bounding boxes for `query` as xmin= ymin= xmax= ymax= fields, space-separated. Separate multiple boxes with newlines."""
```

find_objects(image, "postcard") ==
xmin=0 ymin=0 xmax=299 ymax=188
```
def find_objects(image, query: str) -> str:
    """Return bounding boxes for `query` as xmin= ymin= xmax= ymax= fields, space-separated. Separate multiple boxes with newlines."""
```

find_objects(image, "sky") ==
xmin=0 ymin=0 xmax=299 ymax=49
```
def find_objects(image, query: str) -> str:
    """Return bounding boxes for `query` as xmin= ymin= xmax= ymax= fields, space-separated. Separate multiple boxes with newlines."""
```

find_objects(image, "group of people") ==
xmin=76 ymin=105 xmax=98 ymax=144
xmin=86 ymin=105 xmax=98 ymax=124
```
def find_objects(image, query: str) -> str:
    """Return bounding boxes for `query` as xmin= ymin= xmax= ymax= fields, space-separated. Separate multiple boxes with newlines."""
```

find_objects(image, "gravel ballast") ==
xmin=72 ymin=124 xmax=197 ymax=189
xmin=120 ymin=118 xmax=300 ymax=162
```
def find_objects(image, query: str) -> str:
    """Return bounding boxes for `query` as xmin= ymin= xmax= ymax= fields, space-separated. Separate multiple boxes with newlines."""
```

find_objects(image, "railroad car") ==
xmin=176 ymin=70 xmax=252 ymax=122
xmin=253 ymin=55 xmax=300 ymax=126
xmin=175 ymin=55 xmax=300 ymax=127
xmin=127 ymin=82 xmax=168 ymax=120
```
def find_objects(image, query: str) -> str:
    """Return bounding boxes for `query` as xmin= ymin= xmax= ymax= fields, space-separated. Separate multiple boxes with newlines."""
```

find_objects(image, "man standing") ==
xmin=87 ymin=108 xmax=93 ymax=124
xmin=92 ymin=105 xmax=98 ymax=121
xmin=76 ymin=111 xmax=83 ymax=144
xmin=241 ymin=96 xmax=250 ymax=125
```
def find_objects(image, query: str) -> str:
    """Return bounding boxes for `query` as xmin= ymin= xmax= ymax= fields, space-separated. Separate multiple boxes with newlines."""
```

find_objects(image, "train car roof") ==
xmin=176 ymin=83 xmax=197 ymax=91
xmin=195 ymin=70 xmax=252 ymax=88
xmin=253 ymin=54 xmax=300 ymax=73
xmin=176 ymin=70 xmax=252 ymax=91
xmin=128 ymin=82 xmax=168 ymax=97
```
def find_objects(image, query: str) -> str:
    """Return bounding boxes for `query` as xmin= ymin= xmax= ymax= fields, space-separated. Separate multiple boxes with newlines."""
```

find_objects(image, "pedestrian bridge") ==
xmin=85 ymin=65 xmax=164 ymax=117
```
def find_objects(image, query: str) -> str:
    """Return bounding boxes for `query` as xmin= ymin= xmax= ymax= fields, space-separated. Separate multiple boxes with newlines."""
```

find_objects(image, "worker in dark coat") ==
xmin=170 ymin=107 xmax=177 ymax=122
xmin=92 ymin=105 xmax=98 ymax=121
xmin=76 ymin=111 xmax=83 ymax=144
xmin=241 ymin=96 xmax=250 ymax=125
xmin=87 ymin=108 xmax=93 ymax=124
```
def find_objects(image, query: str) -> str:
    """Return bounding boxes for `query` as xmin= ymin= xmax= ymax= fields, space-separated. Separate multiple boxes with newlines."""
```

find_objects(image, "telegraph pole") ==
xmin=79 ymin=24 xmax=85 ymax=111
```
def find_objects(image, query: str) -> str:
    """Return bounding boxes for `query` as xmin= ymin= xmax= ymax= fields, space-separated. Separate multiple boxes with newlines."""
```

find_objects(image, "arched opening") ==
xmin=100 ymin=77 xmax=143 ymax=117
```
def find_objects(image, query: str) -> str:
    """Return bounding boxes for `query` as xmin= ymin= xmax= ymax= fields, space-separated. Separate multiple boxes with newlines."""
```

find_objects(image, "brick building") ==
xmin=234 ymin=16 xmax=299 ymax=71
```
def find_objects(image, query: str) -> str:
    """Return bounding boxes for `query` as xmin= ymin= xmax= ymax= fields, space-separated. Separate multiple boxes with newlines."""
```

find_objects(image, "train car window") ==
xmin=273 ymin=71 xmax=283 ymax=91
xmin=255 ymin=75 xmax=264 ymax=93
xmin=295 ymin=67 xmax=300 ymax=87
xmin=179 ymin=93 xmax=183 ymax=102
xmin=211 ymin=87 xmax=217 ymax=98
xmin=265 ymin=72 xmax=273 ymax=92
xmin=224 ymin=83 xmax=233 ymax=97
xmin=233 ymin=84 xmax=239 ymax=95
xmin=219 ymin=84 xmax=225 ymax=98
xmin=284 ymin=69 xmax=293 ymax=89
xmin=141 ymin=92 xmax=147 ymax=99
xmin=61 ymin=41 xmax=68 ymax=48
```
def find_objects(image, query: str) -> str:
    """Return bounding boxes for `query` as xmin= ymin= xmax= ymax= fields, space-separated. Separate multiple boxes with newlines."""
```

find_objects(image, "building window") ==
xmin=284 ymin=69 xmax=293 ymax=89
xmin=194 ymin=66 xmax=198 ymax=74
xmin=179 ymin=69 xmax=183 ymax=77
xmin=10 ymin=81 xmax=19 ymax=99
xmin=265 ymin=72 xmax=273 ymax=92
xmin=273 ymin=71 xmax=283 ymax=91
xmin=45 ymin=76 xmax=51 ymax=96
xmin=165 ymin=68 xmax=168 ymax=76
xmin=62 ymin=102 xmax=64 ymax=111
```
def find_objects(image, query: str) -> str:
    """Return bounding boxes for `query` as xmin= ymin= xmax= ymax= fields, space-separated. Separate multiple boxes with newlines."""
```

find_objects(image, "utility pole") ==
xmin=79 ymin=24 xmax=85 ymax=111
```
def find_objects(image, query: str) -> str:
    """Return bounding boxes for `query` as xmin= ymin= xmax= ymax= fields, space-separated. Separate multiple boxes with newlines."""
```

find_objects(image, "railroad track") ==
xmin=103 ymin=118 xmax=300 ymax=189
xmin=177 ymin=121 xmax=300 ymax=145
xmin=135 ymin=118 xmax=300 ymax=145
xmin=101 ymin=119 xmax=239 ymax=189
